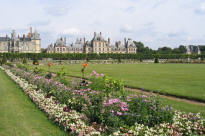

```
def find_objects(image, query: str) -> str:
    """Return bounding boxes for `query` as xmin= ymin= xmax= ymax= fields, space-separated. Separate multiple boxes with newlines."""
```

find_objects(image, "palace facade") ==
xmin=0 ymin=27 xmax=41 ymax=53
xmin=186 ymin=45 xmax=201 ymax=55
xmin=47 ymin=32 xmax=137 ymax=54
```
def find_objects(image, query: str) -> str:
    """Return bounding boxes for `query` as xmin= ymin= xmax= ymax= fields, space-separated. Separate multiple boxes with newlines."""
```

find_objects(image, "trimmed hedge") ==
xmin=0 ymin=53 xmax=204 ymax=60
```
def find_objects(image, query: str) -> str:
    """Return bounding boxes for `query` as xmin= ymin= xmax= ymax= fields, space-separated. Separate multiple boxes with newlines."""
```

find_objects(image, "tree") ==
xmin=133 ymin=41 xmax=153 ymax=54
xmin=158 ymin=47 xmax=172 ymax=54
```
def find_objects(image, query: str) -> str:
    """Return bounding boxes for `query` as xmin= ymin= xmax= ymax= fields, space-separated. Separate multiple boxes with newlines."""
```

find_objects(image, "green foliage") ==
xmin=16 ymin=64 xmax=27 ymax=70
xmin=89 ymin=72 xmax=125 ymax=97
xmin=45 ymin=72 xmax=52 ymax=79
xmin=125 ymin=96 xmax=174 ymax=127
xmin=133 ymin=41 xmax=153 ymax=54
xmin=33 ymin=67 xmax=44 ymax=74
xmin=158 ymin=47 xmax=172 ymax=54
xmin=33 ymin=58 xmax=39 ymax=65
xmin=154 ymin=57 xmax=159 ymax=63
xmin=2 ymin=56 xmax=7 ymax=64
xmin=56 ymin=67 xmax=66 ymax=78
xmin=0 ymin=52 xmax=204 ymax=62
xmin=22 ymin=58 xmax=27 ymax=64
xmin=6 ymin=63 xmax=14 ymax=67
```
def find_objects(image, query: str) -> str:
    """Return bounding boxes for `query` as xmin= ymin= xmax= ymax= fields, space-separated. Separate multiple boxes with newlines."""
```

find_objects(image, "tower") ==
xmin=197 ymin=46 xmax=201 ymax=55
xmin=108 ymin=37 xmax=110 ymax=45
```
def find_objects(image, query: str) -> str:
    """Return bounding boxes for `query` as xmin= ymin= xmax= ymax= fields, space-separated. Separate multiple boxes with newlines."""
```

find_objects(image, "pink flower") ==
xmin=117 ymin=111 xmax=122 ymax=116
xmin=141 ymin=95 xmax=148 ymax=98
xmin=101 ymin=74 xmax=104 ymax=77
xmin=93 ymin=71 xmax=97 ymax=74
xmin=52 ymin=73 xmax=56 ymax=77
xmin=87 ymin=88 xmax=91 ymax=91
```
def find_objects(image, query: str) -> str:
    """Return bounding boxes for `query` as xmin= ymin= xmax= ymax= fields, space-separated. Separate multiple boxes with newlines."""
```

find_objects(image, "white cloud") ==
xmin=0 ymin=0 xmax=205 ymax=49
xmin=200 ymin=2 xmax=205 ymax=11
xmin=63 ymin=28 xmax=81 ymax=35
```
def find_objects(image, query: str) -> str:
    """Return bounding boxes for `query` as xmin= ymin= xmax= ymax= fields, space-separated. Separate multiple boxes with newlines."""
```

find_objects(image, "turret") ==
xmin=108 ymin=37 xmax=110 ymax=45
xmin=197 ymin=46 xmax=201 ymax=55
xmin=64 ymin=37 xmax=66 ymax=45
xmin=124 ymin=38 xmax=127 ymax=48
xmin=11 ymin=30 xmax=16 ymax=39
xmin=23 ymin=34 xmax=26 ymax=41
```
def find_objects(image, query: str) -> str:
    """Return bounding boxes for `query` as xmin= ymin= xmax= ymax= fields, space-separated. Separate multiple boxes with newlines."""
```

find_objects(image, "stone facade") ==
xmin=186 ymin=45 xmax=201 ymax=55
xmin=0 ymin=27 xmax=41 ymax=53
xmin=47 ymin=32 xmax=137 ymax=54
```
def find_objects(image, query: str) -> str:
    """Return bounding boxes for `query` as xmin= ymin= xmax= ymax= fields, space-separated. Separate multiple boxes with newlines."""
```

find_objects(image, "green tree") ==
xmin=158 ymin=47 xmax=172 ymax=54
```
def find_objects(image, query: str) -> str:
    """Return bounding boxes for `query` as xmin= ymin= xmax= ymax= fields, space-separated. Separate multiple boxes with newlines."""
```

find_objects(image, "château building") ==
xmin=0 ymin=27 xmax=41 ymax=53
xmin=47 ymin=32 xmax=137 ymax=54
xmin=186 ymin=45 xmax=201 ymax=55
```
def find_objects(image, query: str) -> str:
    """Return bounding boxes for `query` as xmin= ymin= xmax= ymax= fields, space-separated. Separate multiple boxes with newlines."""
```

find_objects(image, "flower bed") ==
xmin=1 ymin=65 xmax=204 ymax=136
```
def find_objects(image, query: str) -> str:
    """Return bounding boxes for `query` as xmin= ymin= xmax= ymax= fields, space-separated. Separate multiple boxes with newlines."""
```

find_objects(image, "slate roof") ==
xmin=0 ymin=37 xmax=10 ymax=41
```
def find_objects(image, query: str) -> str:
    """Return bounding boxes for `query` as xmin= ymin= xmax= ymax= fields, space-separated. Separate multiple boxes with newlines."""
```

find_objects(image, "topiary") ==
xmin=22 ymin=58 xmax=27 ymax=64
xmin=154 ymin=57 xmax=159 ymax=63
xmin=2 ymin=56 xmax=7 ymax=64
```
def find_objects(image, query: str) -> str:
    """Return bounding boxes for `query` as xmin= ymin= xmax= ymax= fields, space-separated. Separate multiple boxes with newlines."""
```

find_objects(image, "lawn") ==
xmin=0 ymin=70 xmax=69 ymax=136
xmin=28 ymin=63 xmax=205 ymax=102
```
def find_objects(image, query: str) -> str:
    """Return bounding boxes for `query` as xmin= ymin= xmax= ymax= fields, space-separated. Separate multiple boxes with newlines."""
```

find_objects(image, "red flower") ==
xmin=83 ymin=63 xmax=88 ymax=68
xmin=48 ymin=62 xmax=53 ymax=67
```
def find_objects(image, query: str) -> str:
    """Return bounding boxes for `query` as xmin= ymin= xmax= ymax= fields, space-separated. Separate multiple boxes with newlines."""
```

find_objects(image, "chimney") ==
xmin=30 ymin=27 xmax=32 ymax=34
xmin=23 ymin=34 xmax=25 ymax=40
xmin=64 ymin=37 xmax=66 ymax=45
xmin=108 ymin=37 xmax=110 ymax=45
xmin=124 ymin=38 xmax=127 ymax=48
xmin=6 ymin=34 xmax=8 ymax=39
xmin=100 ymin=32 xmax=102 ymax=35
xmin=83 ymin=37 xmax=86 ymax=43
xmin=94 ymin=32 xmax=96 ymax=37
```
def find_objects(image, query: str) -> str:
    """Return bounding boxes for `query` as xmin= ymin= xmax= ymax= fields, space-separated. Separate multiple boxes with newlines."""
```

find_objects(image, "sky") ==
xmin=0 ymin=0 xmax=205 ymax=49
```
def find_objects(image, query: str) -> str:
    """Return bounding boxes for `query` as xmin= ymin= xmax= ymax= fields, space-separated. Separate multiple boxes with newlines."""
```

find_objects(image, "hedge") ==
xmin=0 ymin=53 xmax=204 ymax=60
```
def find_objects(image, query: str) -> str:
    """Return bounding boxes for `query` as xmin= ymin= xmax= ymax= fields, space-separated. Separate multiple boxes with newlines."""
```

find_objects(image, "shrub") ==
xmin=154 ymin=57 xmax=159 ymax=63
xmin=89 ymin=71 xmax=125 ymax=97
xmin=2 ymin=56 xmax=7 ymax=64
xmin=22 ymin=58 xmax=27 ymax=64
xmin=124 ymin=95 xmax=174 ymax=127
xmin=45 ymin=72 xmax=52 ymax=79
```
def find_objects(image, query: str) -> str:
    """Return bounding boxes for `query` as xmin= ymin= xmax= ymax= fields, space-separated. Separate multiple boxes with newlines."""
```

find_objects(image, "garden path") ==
xmin=0 ymin=70 xmax=69 ymax=136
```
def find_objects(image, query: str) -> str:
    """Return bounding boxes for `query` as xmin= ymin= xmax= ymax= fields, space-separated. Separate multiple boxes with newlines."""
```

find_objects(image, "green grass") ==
xmin=126 ymin=91 xmax=205 ymax=118
xmin=0 ymin=70 xmax=69 ymax=136
xmin=28 ymin=63 xmax=205 ymax=102
xmin=161 ymin=98 xmax=205 ymax=118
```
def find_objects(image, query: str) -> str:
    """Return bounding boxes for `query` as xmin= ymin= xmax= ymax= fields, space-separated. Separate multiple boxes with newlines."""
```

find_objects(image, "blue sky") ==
xmin=0 ymin=0 xmax=205 ymax=49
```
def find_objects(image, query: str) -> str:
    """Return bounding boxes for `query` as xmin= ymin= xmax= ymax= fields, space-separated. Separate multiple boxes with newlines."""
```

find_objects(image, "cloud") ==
xmin=1 ymin=0 xmax=205 ymax=49
xmin=120 ymin=25 xmax=133 ymax=33
xmin=44 ymin=5 xmax=70 ymax=16
xmin=28 ymin=20 xmax=50 ymax=27
xmin=195 ymin=2 xmax=205 ymax=14
xmin=152 ymin=0 xmax=167 ymax=8
xmin=62 ymin=28 xmax=81 ymax=35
